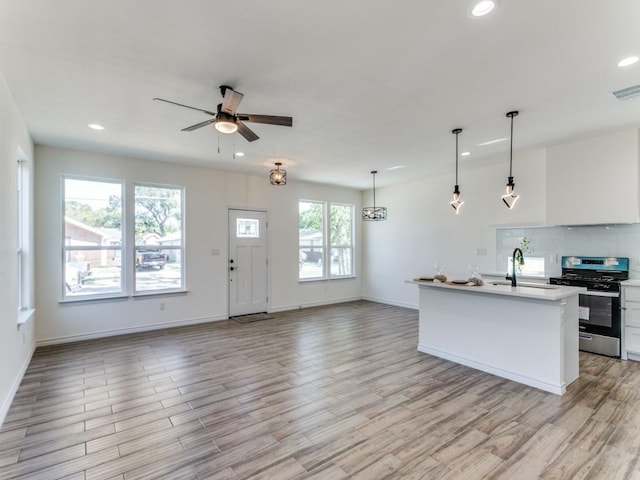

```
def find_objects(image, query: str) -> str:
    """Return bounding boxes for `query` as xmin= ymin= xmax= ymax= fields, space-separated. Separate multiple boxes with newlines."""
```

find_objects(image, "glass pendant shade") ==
xmin=501 ymin=177 xmax=519 ymax=209
xmin=502 ymin=110 xmax=519 ymax=209
xmin=270 ymin=162 xmax=287 ymax=185
xmin=450 ymin=186 xmax=464 ymax=214
xmin=362 ymin=170 xmax=387 ymax=221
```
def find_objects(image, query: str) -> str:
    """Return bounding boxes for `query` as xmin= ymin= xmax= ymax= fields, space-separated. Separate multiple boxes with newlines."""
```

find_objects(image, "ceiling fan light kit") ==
xmin=450 ymin=128 xmax=464 ymax=214
xmin=214 ymin=112 xmax=238 ymax=134
xmin=362 ymin=170 xmax=388 ymax=221
xmin=501 ymin=110 xmax=520 ymax=209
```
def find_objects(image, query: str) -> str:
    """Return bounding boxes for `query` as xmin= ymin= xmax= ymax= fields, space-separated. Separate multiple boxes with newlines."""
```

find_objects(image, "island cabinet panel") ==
xmin=546 ymin=129 xmax=640 ymax=226
xmin=414 ymin=282 xmax=581 ymax=395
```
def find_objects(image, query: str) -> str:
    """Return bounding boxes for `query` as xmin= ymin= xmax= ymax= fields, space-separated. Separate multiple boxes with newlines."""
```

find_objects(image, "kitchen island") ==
xmin=410 ymin=280 xmax=585 ymax=395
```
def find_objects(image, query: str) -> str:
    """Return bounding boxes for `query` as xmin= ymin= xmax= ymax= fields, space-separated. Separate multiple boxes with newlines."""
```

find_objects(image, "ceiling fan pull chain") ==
xmin=218 ymin=134 xmax=220 ymax=154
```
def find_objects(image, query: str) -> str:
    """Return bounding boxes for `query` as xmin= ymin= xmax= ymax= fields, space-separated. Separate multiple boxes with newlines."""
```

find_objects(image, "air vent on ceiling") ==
xmin=612 ymin=84 xmax=640 ymax=100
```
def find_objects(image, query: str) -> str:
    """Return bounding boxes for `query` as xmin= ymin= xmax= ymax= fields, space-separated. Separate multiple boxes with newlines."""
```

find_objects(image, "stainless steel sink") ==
xmin=490 ymin=281 xmax=559 ymax=290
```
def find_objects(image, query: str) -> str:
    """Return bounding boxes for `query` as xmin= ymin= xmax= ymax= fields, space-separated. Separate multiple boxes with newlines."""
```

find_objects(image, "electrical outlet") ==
xmin=160 ymin=302 xmax=165 ymax=311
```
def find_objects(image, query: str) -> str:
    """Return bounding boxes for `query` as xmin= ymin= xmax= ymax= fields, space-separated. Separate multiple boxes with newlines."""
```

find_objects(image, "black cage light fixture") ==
xmin=501 ymin=110 xmax=520 ymax=209
xmin=450 ymin=128 xmax=464 ymax=214
xmin=362 ymin=170 xmax=387 ymax=221
xmin=270 ymin=162 xmax=287 ymax=185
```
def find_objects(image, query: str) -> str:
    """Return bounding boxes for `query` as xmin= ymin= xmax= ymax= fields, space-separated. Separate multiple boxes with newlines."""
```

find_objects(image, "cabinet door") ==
xmin=625 ymin=327 xmax=640 ymax=354
xmin=546 ymin=129 xmax=639 ymax=225
xmin=625 ymin=302 xmax=640 ymax=328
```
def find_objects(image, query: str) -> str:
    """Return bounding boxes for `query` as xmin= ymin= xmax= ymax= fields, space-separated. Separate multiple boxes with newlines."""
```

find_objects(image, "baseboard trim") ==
xmin=417 ymin=343 xmax=565 ymax=395
xmin=36 ymin=315 xmax=228 ymax=346
xmin=361 ymin=295 xmax=418 ymax=310
xmin=0 ymin=344 xmax=36 ymax=429
xmin=269 ymin=297 xmax=364 ymax=313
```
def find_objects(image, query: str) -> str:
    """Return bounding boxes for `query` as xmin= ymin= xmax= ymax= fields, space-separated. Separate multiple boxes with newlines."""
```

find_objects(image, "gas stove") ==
xmin=549 ymin=256 xmax=629 ymax=292
xmin=549 ymin=256 xmax=629 ymax=358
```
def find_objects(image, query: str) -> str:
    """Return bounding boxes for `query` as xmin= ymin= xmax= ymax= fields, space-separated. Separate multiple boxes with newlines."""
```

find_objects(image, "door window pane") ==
xmin=134 ymin=185 xmax=184 ymax=293
xmin=63 ymin=178 xmax=123 ymax=298
xmin=236 ymin=218 xmax=260 ymax=238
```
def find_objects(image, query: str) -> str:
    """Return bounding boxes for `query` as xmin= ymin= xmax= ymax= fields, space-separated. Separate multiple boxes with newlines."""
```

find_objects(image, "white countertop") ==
xmin=622 ymin=280 xmax=640 ymax=287
xmin=408 ymin=279 xmax=585 ymax=301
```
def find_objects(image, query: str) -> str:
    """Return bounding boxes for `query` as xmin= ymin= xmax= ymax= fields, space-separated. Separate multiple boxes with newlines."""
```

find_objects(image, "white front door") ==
xmin=228 ymin=209 xmax=268 ymax=317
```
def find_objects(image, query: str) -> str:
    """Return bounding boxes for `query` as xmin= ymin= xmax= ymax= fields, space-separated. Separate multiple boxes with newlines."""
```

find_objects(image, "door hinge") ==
xmin=266 ymin=258 xmax=269 ymax=266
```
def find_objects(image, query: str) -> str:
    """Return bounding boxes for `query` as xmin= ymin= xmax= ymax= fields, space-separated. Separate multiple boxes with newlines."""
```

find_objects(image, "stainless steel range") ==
xmin=549 ymin=256 xmax=629 ymax=358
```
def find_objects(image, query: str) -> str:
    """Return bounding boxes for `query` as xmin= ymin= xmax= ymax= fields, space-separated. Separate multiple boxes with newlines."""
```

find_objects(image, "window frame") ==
xmin=62 ymin=175 xmax=125 ymax=301
xmin=133 ymin=182 xmax=185 ymax=295
xmin=16 ymin=153 xmax=36 ymax=325
xmin=298 ymin=199 xmax=355 ymax=282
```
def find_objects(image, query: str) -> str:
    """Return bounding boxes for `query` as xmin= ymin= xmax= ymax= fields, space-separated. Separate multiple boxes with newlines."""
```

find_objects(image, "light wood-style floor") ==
xmin=2 ymin=300 xmax=640 ymax=480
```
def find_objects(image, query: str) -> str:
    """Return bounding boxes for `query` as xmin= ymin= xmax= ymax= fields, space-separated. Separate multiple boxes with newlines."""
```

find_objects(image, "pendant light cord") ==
xmin=372 ymin=171 xmax=376 ymax=209
xmin=509 ymin=114 xmax=514 ymax=177
xmin=455 ymin=131 xmax=459 ymax=185
xmin=506 ymin=111 xmax=518 ymax=178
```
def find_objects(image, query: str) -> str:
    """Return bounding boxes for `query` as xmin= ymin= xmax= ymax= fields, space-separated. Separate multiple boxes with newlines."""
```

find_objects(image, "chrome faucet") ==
xmin=510 ymin=247 xmax=525 ymax=287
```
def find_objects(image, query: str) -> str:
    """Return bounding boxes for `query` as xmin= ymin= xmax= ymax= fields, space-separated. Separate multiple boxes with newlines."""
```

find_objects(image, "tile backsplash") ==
xmin=496 ymin=224 xmax=640 ymax=278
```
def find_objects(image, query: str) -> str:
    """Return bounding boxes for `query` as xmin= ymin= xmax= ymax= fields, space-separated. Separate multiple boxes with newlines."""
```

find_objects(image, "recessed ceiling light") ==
xmin=618 ymin=56 xmax=639 ymax=67
xmin=461 ymin=152 xmax=471 ymax=157
xmin=88 ymin=124 xmax=105 ymax=130
xmin=235 ymin=151 xmax=245 ymax=157
xmin=471 ymin=0 xmax=497 ymax=17
xmin=386 ymin=165 xmax=405 ymax=171
xmin=478 ymin=137 xmax=507 ymax=146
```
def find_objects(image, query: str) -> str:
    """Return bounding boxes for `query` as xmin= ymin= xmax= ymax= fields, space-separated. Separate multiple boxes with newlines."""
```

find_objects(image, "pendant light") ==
xmin=362 ymin=170 xmax=387 ymax=221
xmin=270 ymin=162 xmax=287 ymax=185
xmin=450 ymin=128 xmax=464 ymax=214
xmin=501 ymin=110 xmax=520 ymax=209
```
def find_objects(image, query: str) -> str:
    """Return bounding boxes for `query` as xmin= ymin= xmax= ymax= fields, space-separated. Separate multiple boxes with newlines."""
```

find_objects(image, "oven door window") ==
xmin=579 ymin=295 xmax=613 ymax=328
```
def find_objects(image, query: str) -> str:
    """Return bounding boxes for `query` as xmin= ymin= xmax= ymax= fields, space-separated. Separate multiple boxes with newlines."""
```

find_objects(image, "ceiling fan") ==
xmin=153 ymin=85 xmax=293 ymax=142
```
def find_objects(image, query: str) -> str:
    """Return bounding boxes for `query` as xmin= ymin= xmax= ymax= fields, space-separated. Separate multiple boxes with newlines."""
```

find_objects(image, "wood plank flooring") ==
xmin=2 ymin=300 xmax=640 ymax=479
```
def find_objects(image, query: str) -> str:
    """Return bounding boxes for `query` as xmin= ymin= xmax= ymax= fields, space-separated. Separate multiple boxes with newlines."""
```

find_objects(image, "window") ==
xmin=507 ymin=256 xmax=545 ymax=277
xmin=62 ymin=178 xmax=185 ymax=300
xmin=63 ymin=178 xmax=123 ymax=298
xmin=17 ymin=156 xmax=30 ymax=318
xmin=330 ymin=204 xmax=354 ymax=277
xmin=299 ymin=200 xmax=354 ymax=280
xmin=134 ymin=184 xmax=184 ymax=293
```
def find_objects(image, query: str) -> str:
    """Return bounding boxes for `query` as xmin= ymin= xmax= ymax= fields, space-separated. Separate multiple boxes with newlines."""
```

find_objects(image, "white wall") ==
xmin=363 ymin=148 xmax=547 ymax=308
xmin=0 ymin=73 xmax=35 ymax=426
xmin=35 ymin=146 xmax=362 ymax=344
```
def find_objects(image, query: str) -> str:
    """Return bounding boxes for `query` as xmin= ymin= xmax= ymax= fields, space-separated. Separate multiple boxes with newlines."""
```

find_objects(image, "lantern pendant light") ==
xmin=450 ymin=128 xmax=464 ymax=214
xmin=270 ymin=162 xmax=287 ymax=185
xmin=362 ymin=170 xmax=388 ymax=221
xmin=501 ymin=110 xmax=520 ymax=209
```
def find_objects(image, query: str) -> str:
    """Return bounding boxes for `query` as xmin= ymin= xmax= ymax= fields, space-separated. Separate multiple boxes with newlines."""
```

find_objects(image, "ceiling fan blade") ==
xmin=236 ymin=114 xmax=293 ymax=127
xmin=221 ymin=88 xmax=244 ymax=115
xmin=237 ymin=121 xmax=259 ymax=142
xmin=181 ymin=119 xmax=216 ymax=131
xmin=153 ymin=98 xmax=217 ymax=117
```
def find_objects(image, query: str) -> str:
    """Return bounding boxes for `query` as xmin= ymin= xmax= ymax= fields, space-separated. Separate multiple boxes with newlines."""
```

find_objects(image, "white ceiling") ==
xmin=1 ymin=0 xmax=639 ymax=189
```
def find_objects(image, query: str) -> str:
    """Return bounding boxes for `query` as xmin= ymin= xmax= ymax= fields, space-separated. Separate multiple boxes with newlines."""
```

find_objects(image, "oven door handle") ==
xmin=580 ymin=291 xmax=619 ymax=298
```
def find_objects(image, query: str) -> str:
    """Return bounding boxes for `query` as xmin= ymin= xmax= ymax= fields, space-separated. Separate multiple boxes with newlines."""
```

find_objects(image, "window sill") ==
xmin=60 ymin=294 xmax=129 ymax=305
xmin=17 ymin=308 xmax=35 ymax=330
xmin=298 ymin=276 xmax=357 ymax=284
xmin=133 ymin=289 xmax=188 ymax=298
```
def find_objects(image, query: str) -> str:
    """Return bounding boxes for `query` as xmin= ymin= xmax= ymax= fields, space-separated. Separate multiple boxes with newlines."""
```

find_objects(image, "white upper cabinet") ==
xmin=546 ymin=129 xmax=640 ymax=226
